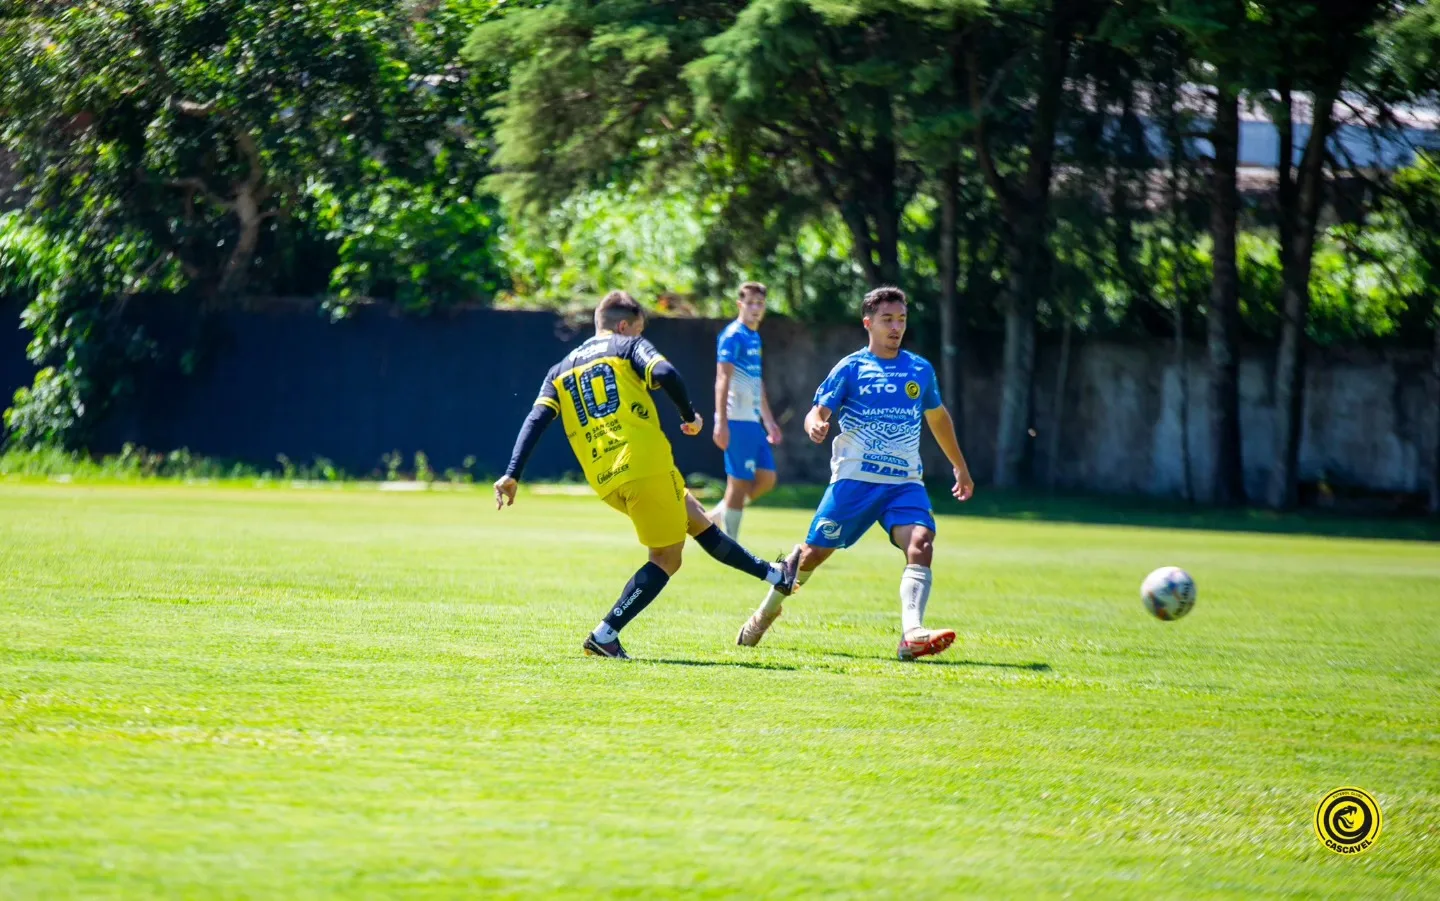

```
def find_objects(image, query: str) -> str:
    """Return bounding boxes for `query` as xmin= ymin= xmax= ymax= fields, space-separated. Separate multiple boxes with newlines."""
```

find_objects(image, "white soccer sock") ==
xmin=592 ymin=622 xmax=619 ymax=643
xmin=900 ymin=564 xmax=933 ymax=634
xmin=722 ymin=505 xmax=744 ymax=539
xmin=758 ymin=568 xmax=812 ymax=616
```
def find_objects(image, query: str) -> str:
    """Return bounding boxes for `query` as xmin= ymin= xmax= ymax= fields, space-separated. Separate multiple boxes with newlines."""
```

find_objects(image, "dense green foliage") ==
xmin=0 ymin=0 xmax=1437 ymax=505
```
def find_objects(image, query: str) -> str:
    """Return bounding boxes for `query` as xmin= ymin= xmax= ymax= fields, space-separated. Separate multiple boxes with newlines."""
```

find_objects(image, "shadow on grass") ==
xmin=820 ymin=649 xmax=1051 ymax=671
xmin=741 ymin=484 xmax=1440 ymax=543
xmin=645 ymin=658 xmax=801 ymax=672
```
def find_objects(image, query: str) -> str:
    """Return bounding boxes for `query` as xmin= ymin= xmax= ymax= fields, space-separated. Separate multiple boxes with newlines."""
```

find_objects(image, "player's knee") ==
xmin=907 ymin=533 xmax=934 ymax=565
xmin=750 ymin=470 xmax=776 ymax=499
xmin=723 ymin=479 xmax=751 ymax=507
xmin=650 ymin=544 xmax=684 ymax=576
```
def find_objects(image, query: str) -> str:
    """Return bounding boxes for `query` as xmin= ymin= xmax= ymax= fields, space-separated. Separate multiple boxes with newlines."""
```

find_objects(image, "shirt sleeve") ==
xmin=716 ymin=326 xmax=741 ymax=365
xmin=534 ymin=364 xmax=561 ymax=413
xmin=921 ymin=361 xmax=944 ymax=411
xmin=813 ymin=358 xmax=851 ymax=410
xmin=625 ymin=337 xmax=668 ymax=389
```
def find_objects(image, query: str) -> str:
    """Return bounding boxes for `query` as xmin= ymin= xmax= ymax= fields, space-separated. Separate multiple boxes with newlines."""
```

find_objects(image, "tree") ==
xmin=0 ymin=0 xmax=441 ymax=299
xmin=1264 ymin=0 xmax=1388 ymax=510
xmin=0 ymin=0 xmax=500 ymax=445
xmin=1388 ymin=153 xmax=1440 ymax=514
xmin=687 ymin=1 xmax=938 ymax=287
xmin=966 ymin=0 xmax=1105 ymax=487
xmin=1156 ymin=0 xmax=1253 ymax=505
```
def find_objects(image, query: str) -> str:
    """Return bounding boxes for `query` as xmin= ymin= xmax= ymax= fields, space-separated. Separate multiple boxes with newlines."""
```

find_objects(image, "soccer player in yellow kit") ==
xmin=494 ymin=291 xmax=801 ymax=659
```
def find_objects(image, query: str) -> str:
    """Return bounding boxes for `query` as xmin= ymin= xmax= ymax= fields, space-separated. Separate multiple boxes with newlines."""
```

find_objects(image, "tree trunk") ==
xmin=938 ymin=163 xmax=963 ymax=444
xmin=1048 ymin=317 xmax=1072 ymax=490
xmin=995 ymin=225 xmax=1042 ymax=487
xmin=1266 ymin=82 xmax=1338 ymax=510
xmin=1276 ymin=80 xmax=1295 ymax=267
xmin=839 ymin=202 xmax=882 ymax=287
xmin=1207 ymin=77 xmax=1245 ymax=505
xmin=216 ymin=189 xmax=264 ymax=299
xmin=1168 ymin=127 xmax=1194 ymax=504
xmin=991 ymin=11 xmax=1069 ymax=489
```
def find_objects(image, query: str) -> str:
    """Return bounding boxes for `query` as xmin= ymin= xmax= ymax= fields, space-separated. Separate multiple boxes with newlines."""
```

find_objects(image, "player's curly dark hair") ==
xmin=595 ymin=290 xmax=645 ymax=331
xmin=862 ymin=286 xmax=907 ymax=316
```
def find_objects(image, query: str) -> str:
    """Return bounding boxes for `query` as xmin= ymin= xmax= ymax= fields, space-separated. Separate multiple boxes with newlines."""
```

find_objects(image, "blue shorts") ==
xmin=805 ymin=480 xmax=935 ymax=550
xmin=724 ymin=421 xmax=775 ymax=480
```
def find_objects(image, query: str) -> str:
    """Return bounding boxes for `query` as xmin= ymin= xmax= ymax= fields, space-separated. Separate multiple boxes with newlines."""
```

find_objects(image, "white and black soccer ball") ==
xmin=1141 ymin=566 xmax=1196 ymax=621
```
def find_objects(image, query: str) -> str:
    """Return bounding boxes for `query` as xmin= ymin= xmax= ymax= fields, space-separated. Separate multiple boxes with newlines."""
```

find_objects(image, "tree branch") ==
xmin=965 ymin=45 xmax=1017 ymax=220
xmin=165 ymin=176 xmax=234 ymax=211
xmin=169 ymin=98 xmax=219 ymax=118
xmin=234 ymin=130 xmax=264 ymax=194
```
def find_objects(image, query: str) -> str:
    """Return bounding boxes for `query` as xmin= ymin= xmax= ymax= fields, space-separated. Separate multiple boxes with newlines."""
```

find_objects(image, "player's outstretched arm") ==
xmin=495 ymin=403 xmax=558 ymax=509
xmin=805 ymin=405 xmax=832 ymax=444
xmin=923 ymin=405 xmax=974 ymax=501
xmin=651 ymin=360 xmax=703 ymax=436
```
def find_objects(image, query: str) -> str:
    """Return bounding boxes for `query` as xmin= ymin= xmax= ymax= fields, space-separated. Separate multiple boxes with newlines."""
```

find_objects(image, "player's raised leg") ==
xmin=686 ymin=491 xmax=800 ymax=594
xmin=737 ymin=543 xmax=831 ymax=646
xmin=735 ymin=445 xmax=879 ymax=648
xmin=889 ymin=522 xmax=955 ymax=661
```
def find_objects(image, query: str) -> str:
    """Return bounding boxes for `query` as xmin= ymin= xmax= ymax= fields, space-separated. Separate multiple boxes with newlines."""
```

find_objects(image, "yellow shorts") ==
xmin=602 ymin=468 xmax=688 ymax=548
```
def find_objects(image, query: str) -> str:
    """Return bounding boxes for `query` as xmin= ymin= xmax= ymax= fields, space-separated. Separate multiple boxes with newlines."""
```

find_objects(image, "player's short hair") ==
xmin=595 ymin=290 xmax=645 ymax=331
xmin=862 ymin=286 xmax=907 ymax=317
xmin=738 ymin=282 xmax=767 ymax=302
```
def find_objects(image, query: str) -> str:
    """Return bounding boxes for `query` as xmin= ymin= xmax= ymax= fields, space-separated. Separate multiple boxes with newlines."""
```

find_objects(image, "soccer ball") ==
xmin=1141 ymin=566 xmax=1196 ymax=621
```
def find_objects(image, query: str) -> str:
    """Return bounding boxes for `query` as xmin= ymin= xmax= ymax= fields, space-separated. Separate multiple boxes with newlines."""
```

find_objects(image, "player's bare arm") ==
xmin=923 ymin=405 xmax=974 ymax=501
xmin=805 ymin=404 xmax=832 ymax=443
xmin=713 ymin=362 xmax=733 ymax=449
xmin=761 ymin=387 xmax=782 ymax=445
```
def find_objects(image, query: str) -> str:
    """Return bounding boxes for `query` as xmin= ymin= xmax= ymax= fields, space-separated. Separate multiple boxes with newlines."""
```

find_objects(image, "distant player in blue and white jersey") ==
xmin=735 ymin=286 xmax=975 ymax=661
xmin=708 ymin=282 xmax=783 ymax=539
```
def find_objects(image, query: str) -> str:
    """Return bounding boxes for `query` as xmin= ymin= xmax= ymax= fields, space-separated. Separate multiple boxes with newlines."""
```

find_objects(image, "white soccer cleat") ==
xmin=736 ymin=606 xmax=782 ymax=647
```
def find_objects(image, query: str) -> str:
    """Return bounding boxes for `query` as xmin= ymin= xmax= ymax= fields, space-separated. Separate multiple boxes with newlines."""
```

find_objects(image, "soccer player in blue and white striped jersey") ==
xmin=735 ymin=286 xmax=976 ymax=661
xmin=709 ymin=282 xmax=783 ymax=539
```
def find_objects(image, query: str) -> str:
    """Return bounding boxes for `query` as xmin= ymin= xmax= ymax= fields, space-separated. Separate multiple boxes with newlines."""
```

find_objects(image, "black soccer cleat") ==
xmin=772 ymin=545 xmax=804 ymax=597
xmin=583 ymin=634 xmax=630 ymax=660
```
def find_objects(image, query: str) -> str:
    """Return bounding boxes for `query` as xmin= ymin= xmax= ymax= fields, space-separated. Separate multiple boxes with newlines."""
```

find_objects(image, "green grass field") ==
xmin=2 ymin=481 xmax=1437 ymax=898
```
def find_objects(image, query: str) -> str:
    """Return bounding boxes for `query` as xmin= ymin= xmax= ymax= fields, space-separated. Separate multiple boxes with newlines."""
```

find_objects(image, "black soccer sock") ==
xmin=602 ymin=562 xmax=671 ymax=633
xmin=694 ymin=525 xmax=772 ymax=582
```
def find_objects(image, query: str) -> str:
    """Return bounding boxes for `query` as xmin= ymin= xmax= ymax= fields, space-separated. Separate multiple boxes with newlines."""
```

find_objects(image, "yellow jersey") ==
xmin=533 ymin=334 xmax=677 ymax=496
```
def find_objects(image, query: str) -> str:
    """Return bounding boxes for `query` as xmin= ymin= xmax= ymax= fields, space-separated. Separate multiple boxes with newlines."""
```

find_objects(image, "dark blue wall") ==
xmin=96 ymin=304 xmax=734 ymax=479
xmin=1 ymin=300 xmax=33 ymax=413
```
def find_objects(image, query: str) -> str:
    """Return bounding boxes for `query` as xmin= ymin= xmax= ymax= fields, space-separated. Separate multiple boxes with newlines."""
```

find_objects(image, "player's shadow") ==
xmin=822 ymin=650 xmax=1051 ymax=671
xmin=647 ymin=658 xmax=801 ymax=672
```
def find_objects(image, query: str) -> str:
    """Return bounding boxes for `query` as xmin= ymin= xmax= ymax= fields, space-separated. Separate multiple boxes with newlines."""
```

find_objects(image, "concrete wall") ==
xmin=1025 ymin=339 xmax=1436 ymax=500
xmin=1 ymin=302 xmax=1435 ymax=498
